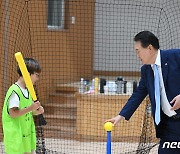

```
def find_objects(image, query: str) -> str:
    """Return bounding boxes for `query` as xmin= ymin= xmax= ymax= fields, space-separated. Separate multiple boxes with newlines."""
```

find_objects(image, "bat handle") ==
xmin=38 ymin=114 xmax=47 ymax=126
xmin=34 ymin=100 xmax=47 ymax=126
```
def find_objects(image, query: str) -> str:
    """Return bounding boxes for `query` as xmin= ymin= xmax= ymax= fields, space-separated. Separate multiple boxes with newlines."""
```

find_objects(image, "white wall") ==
xmin=93 ymin=0 xmax=180 ymax=71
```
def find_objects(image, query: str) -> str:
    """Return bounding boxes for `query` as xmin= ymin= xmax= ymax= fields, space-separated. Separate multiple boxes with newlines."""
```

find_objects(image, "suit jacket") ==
xmin=120 ymin=49 xmax=180 ymax=140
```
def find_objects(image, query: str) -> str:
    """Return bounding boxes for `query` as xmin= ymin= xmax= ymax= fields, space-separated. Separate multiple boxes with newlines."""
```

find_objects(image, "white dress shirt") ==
xmin=151 ymin=49 xmax=176 ymax=117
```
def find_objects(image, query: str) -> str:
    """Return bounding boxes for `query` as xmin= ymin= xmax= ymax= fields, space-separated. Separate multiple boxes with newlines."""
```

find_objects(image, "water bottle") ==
xmin=91 ymin=79 xmax=95 ymax=91
xmin=79 ymin=78 xmax=84 ymax=93
xmin=100 ymin=78 xmax=106 ymax=93
xmin=115 ymin=76 xmax=123 ymax=94
xmin=84 ymin=80 xmax=90 ymax=92
xmin=133 ymin=80 xmax=137 ymax=92
xmin=94 ymin=77 xmax=99 ymax=94
xmin=123 ymin=80 xmax=127 ymax=93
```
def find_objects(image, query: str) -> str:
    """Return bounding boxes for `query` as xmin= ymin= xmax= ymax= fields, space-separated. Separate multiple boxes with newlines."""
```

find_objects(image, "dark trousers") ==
xmin=158 ymin=140 xmax=180 ymax=154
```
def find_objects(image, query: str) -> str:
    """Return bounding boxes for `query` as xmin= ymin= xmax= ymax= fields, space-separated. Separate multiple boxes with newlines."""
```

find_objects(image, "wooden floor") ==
xmin=0 ymin=140 xmax=159 ymax=154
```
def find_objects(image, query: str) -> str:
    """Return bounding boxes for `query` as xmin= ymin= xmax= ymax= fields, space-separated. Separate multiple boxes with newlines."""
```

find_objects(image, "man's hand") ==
xmin=105 ymin=115 xmax=125 ymax=125
xmin=170 ymin=95 xmax=180 ymax=110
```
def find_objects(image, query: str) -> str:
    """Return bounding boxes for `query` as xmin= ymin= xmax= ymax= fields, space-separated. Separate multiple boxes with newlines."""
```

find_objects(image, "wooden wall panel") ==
xmin=28 ymin=0 xmax=95 ymax=102
xmin=76 ymin=94 xmax=156 ymax=142
xmin=0 ymin=0 xmax=95 ymax=140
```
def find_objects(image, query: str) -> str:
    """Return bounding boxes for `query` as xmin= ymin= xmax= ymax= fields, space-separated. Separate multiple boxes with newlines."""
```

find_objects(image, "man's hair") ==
xmin=17 ymin=58 xmax=41 ymax=76
xmin=134 ymin=31 xmax=159 ymax=49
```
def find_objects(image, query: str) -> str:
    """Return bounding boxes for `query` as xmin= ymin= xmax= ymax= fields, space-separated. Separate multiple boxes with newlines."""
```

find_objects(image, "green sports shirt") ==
xmin=2 ymin=84 xmax=36 ymax=154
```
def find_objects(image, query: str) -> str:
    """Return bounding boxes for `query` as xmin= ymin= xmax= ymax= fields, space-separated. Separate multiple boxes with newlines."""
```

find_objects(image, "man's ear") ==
xmin=148 ymin=45 xmax=155 ymax=54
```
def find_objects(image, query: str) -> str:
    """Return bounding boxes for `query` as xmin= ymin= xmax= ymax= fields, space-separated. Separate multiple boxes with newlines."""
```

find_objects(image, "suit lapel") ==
xmin=160 ymin=50 xmax=168 ymax=88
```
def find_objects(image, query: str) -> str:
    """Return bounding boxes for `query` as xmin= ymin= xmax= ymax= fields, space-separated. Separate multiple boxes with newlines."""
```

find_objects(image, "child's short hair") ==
xmin=17 ymin=58 xmax=41 ymax=76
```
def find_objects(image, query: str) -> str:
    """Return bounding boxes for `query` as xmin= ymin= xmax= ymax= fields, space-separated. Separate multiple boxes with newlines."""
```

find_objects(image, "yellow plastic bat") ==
xmin=15 ymin=52 xmax=47 ymax=125
xmin=15 ymin=52 xmax=37 ymax=101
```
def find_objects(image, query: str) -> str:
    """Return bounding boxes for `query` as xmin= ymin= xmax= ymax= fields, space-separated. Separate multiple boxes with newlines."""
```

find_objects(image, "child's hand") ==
xmin=36 ymin=106 xmax=44 ymax=115
xmin=30 ymin=101 xmax=41 ymax=111
xmin=33 ymin=106 xmax=44 ymax=115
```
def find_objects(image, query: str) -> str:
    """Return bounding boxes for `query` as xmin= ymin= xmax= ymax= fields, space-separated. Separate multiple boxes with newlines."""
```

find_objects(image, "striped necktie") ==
xmin=153 ymin=64 xmax=161 ymax=125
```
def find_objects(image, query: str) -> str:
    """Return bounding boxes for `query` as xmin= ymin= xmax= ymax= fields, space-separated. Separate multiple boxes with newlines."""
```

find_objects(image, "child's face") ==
xmin=30 ymin=72 xmax=40 ymax=85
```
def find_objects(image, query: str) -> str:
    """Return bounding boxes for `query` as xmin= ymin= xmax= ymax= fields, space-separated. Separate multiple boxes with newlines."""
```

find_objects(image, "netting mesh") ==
xmin=1 ymin=0 xmax=180 ymax=153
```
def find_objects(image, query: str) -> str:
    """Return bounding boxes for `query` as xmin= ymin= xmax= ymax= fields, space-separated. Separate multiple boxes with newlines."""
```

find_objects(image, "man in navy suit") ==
xmin=106 ymin=31 xmax=180 ymax=154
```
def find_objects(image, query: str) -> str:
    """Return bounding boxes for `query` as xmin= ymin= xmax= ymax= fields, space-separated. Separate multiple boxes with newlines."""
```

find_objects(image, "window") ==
xmin=47 ymin=0 xmax=64 ymax=30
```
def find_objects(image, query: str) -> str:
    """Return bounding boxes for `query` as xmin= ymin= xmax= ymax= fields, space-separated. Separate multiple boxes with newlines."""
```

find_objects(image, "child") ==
xmin=2 ymin=58 xmax=44 ymax=154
